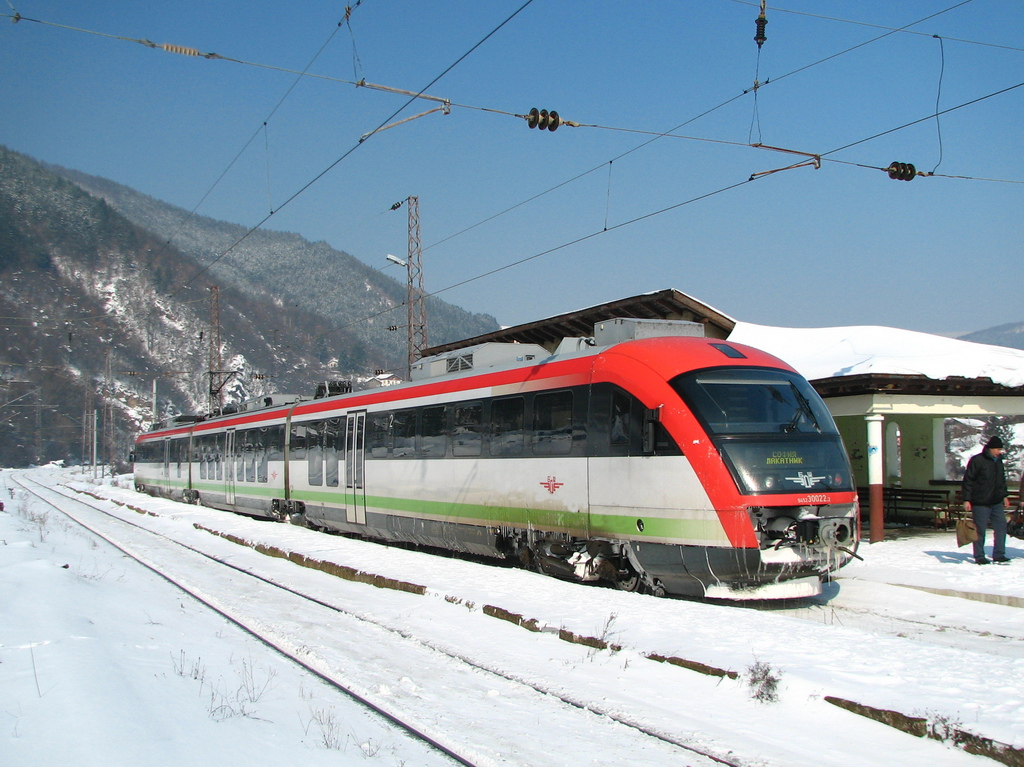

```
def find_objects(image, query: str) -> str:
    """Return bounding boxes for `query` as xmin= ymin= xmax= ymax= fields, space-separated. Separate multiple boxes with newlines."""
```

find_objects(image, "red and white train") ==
xmin=134 ymin=318 xmax=859 ymax=599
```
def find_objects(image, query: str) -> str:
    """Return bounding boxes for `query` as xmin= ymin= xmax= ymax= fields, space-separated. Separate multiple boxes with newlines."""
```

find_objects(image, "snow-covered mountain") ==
xmin=959 ymin=321 xmax=1024 ymax=351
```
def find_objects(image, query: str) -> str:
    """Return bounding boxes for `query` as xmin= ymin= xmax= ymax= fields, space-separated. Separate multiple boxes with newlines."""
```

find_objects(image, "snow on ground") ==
xmin=0 ymin=471 xmax=454 ymax=767
xmin=3 ymin=467 xmax=1024 ymax=766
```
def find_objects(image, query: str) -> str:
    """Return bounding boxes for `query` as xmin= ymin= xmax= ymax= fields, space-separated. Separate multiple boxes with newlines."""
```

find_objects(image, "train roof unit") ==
xmin=410 ymin=341 xmax=550 ymax=381
xmin=592 ymin=317 xmax=704 ymax=345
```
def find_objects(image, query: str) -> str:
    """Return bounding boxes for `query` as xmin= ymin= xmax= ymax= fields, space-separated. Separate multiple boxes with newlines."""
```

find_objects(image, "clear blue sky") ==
xmin=2 ymin=1 xmax=1021 ymax=335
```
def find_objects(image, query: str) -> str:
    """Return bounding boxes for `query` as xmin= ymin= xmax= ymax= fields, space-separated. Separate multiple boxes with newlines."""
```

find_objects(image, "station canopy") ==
xmin=421 ymin=288 xmax=736 ymax=356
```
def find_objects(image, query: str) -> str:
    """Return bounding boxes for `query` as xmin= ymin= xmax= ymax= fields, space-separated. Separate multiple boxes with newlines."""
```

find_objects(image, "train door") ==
xmin=224 ymin=428 xmax=236 ymax=504
xmin=344 ymin=411 xmax=366 ymax=524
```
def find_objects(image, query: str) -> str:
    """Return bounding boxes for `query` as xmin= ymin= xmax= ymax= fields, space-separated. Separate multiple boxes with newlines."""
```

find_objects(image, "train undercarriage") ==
xmin=151 ymin=484 xmax=857 ymax=600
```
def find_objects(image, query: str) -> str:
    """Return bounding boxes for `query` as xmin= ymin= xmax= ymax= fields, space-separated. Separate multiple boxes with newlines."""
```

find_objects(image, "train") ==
xmin=133 ymin=318 xmax=860 ymax=600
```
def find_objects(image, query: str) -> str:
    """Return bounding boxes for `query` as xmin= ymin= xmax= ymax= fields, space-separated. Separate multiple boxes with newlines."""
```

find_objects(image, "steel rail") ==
xmin=10 ymin=474 xmax=479 ymax=767
xmin=14 ymin=474 xmax=747 ymax=767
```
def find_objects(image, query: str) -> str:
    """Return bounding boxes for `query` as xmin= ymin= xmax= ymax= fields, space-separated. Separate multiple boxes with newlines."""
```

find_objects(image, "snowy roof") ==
xmin=428 ymin=287 xmax=1024 ymax=390
xmin=729 ymin=323 xmax=1024 ymax=390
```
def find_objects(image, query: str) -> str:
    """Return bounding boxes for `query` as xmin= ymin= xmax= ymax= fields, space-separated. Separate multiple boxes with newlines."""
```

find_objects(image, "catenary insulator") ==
xmin=887 ymin=161 xmax=917 ymax=181
xmin=527 ymin=108 xmax=564 ymax=132
xmin=754 ymin=2 xmax=768 ymax=49
xmin=161 ymin=43 xmax=201 ymax=57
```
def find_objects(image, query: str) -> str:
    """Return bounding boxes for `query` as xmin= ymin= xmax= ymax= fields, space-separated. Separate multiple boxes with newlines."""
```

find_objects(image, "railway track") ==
xmin=10 ymin=473 xmax=744 ymax=767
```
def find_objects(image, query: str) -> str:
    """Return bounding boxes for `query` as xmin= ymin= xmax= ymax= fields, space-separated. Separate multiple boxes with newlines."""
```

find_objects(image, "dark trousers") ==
xmin=972 ymin=504 xmax=1008 ymax=560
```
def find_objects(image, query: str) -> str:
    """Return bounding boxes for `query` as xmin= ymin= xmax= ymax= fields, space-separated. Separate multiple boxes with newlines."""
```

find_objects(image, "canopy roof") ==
xmin=422 ymin=289 xmax=736 ymax=355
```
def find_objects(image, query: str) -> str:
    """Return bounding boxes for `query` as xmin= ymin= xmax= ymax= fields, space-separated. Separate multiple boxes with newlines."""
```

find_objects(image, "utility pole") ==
xmin=105 ymin=348 xmax=115 ymax=473
xmin=34 ymin=389 xmax=42 ymax=466
xmin=407 ymin=195 xmax=428 ymax=370
xmin=82 ymin=389 xmax=91 ymax=470
xmin=209 ymin=285 xmax=222 ymax=414
xmin=207 ymin=286 xmax=238 ymax=414
xmin=122 ymin=370 xmax=190 ymax=426
xmin=389 ymin=196 xmax=428 ymax=378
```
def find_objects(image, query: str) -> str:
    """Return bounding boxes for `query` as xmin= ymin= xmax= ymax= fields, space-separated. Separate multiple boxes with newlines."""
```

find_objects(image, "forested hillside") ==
xmin=0 ymin=147 xmax=498 ymax=467
xmin=48 ymin=163 xmax=498 ymax=365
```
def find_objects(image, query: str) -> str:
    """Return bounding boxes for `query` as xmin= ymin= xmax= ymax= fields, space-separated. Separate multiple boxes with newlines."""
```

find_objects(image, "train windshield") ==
xmin=671 ymin=367 xmax=853 ymax=495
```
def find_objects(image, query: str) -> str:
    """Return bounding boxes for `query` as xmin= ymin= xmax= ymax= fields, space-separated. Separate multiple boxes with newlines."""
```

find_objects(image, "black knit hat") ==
xmin=986 ymin=436 xmax=1005 ymax=450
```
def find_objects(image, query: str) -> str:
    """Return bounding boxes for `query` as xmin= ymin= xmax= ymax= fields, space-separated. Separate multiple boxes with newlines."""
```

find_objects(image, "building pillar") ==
xmin=866 ymin=414 xmax=885 ymax=543
xmin=932 ymin=417 xmax=947 ymax=481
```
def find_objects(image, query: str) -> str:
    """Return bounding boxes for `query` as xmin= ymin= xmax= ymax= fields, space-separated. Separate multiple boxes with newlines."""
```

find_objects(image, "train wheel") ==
xmin=519 ymin=547 xmax=537 ymax=571
xmin=615 ymin=562 xmax=644 ymax=592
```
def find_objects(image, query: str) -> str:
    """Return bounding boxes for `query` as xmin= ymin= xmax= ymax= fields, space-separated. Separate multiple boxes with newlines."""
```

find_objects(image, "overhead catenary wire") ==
xmin=820 ymin=78 xmax=1024 ymax=165
xmin=9 ymin=3 xmax=1018 ymax=314
xmin=425 ymin=0 xmax=1015 ymax=255
xmin=3 ymin=0 xmax=1000 ymax=198
xmin=724 ymin=0 xmax=1024 ymax=54
xmin=128 ymin=5 xmax=364 ymax=279
xmin=169 ymin=0 xmax=537 ymax=298
xmin=932 ymin=36 xmax=946 ymax=174
xmin=5 ymin=1 xmax=1020 ymax=363
xmin=322 ymin=69 xmax=1024 ymax=363
xmin=309 ymin=171 xmax=760 ymax=358
xmin=749 ymin=0 xmax=768 ymax=144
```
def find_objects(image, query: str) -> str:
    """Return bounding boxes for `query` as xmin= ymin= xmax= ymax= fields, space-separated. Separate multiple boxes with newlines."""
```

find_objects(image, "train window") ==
xmin=672 ymin=368 xmax=837 ymax=436
xmin=290 ymin=423 xmax=308 ymax=461
xmin=324 ymin=419 xmax=341 ymax=486
xmin=175 ymin=437 xmax=187 ymax=478
xmin=244 ymin=430 xmax=257 ymax=483
xmin=453 ymin=402 xmax=483 ymax=457
xmin=610 ymin=390 xmax=631 ymax=446
xmin=205 ymin=435 xmax=216 ymax=480
xmin=236 ymin=434 xmax=245 ymax=482
xmin=307 ymin=421 xmax=323 ymax=486
xmin=490 ymin=397 xmax=524 ymax=456
xmin=651 ymin=421 xmax=682 ymax=455
xmin=257 ymin=428 xmax=270 ymax=483
xmin=198 ymin=438 xmax=208 ymax=480
xmin=367 ymin=412 xmax=390 ymax=458
xmin=214 ymin=433 xmax=223 ymax=481
xmin=533 ymin=391 xmax=573 ymax=455
xmin=266 ymin=425 xmax=285 ymax=462
xmin=420 ymin=406 xmax=448 ymax=457
xmin=392 ymin=410 xmax=417 ymax=457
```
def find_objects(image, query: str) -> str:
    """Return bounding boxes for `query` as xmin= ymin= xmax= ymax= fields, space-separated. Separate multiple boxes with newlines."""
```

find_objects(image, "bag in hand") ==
xmin=1008 ymin=511 xmax=1024 ymax=541
xmin=956 ymin=518 xmax=979 ymax=548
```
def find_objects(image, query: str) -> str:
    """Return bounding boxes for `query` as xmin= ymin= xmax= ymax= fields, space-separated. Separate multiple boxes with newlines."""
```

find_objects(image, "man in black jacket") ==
xmin=962 ymin=436 xmax=1011 ymax=564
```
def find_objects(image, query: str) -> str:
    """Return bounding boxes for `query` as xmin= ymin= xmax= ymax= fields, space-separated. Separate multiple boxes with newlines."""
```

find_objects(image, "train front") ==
xmin=611 ymin=338 xmax=860 ymax=600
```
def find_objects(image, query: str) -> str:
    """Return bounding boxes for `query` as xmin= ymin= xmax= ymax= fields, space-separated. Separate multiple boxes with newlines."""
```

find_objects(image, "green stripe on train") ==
xmin=292 ymin=489 xmax=726 ymax=543
xmin=142 ymin=479 xmax=728 ymax=544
